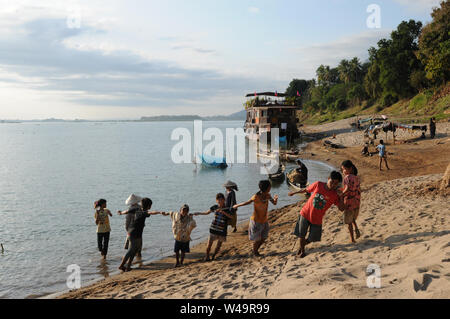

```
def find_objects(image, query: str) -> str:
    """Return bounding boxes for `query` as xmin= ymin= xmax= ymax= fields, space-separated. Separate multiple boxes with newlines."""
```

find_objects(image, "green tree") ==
xmin=417 ymin=0 xmax=450 ymax=85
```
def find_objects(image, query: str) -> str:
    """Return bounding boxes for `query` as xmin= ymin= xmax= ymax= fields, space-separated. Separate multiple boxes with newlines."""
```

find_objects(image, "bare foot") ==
xmin=299 ymin=252 xmax=307 ymax=258
xmin=211 ymin=254 xmax=216 ymax=261
xmin=355 ymin=229 xmax=361 ymax=239
xmin=203 ymin=256 xmax=211 ymax=262
xmin=174 ymin=263 xmax=180 ymax=268
xmin=118 ymin=265 xmax=126 ymax=272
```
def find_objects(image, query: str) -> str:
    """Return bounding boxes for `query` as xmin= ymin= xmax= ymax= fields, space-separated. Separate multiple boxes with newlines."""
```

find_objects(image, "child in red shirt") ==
xmin=289 ymin=171 xmax=345 ymax=257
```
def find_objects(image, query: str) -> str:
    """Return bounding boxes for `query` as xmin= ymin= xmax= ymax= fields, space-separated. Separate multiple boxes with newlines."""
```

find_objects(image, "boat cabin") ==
xmin=243 ymin=92 xmax=299 ymax=142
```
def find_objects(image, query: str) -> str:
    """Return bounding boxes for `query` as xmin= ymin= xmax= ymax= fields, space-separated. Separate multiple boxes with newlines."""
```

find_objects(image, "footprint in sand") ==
xmin=413 ymin=273 xmax=440 ymax=292
xmin=151 ymin=288 xmax=165 ymax=294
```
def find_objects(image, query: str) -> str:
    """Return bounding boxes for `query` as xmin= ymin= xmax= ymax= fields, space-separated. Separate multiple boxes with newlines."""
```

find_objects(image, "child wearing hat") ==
xmin=223 ymin=180 xmax=238 ymax=233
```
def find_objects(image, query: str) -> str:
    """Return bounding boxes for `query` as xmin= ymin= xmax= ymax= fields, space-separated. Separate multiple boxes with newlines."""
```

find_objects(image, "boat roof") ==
xmin=245 ymin=92 xmax=287 ymax=98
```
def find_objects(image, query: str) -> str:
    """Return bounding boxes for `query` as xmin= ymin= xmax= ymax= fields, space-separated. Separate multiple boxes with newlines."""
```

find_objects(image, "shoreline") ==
xmin=56 ymin=117 xmax=450 ymax=299
xmin=39 ymin=159 xmax=335 ymax=299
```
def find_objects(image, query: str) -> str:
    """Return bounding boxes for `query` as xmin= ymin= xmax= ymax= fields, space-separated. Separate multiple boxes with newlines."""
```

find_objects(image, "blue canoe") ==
xmin=200 ymin=154 xmax=228 ymax=169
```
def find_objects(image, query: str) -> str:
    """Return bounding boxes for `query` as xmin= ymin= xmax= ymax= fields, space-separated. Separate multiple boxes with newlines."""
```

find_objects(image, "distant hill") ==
xmin=140 ymin=110 xmax=246 ymax=122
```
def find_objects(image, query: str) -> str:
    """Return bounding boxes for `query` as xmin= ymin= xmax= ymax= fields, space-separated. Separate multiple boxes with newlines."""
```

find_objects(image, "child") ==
xmin=160 ymin=204 xmax=197 ymax=267
xmin=289 ymin=171 xmax=345 ymax=258
xmin=341 ymin=160 xmax=361 ymax=243
xmin=119 ymin=194 xmax=142 ymax=258
xmin=223 ymin=180 xmax=238 ymax=233
xmin=233 ymin=180 xmax=278 ymax=257
xmin=376 ymin=140 xmax=390 ymax=171
xmin=118 ymin=197 xmax=161 ymax=271
xmin=94 ymin=199 xmax=112 ymax=260
xmin=195 ymin=193 xmax=234 ymax=261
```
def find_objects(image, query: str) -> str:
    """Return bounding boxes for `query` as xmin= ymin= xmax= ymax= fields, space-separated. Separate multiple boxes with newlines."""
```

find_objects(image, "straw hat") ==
xmin=125 ymin=194 xmax=142 ymax=206
xmin=223 ymin=180 xmax=238 ymax=191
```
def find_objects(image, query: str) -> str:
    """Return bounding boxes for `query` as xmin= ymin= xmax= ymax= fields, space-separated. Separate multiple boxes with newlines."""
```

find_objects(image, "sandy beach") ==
xmin=59 ymin=118 xmax=450 ymax=299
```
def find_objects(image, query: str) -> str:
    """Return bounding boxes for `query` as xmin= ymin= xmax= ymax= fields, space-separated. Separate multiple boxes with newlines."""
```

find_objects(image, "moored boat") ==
xmin=200 ymin=154 xmax=228 ymax=169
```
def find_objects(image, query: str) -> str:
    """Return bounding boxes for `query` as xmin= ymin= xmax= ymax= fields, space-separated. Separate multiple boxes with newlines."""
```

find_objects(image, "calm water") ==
xmin=0 ymin=121 xmax=334 ymax=299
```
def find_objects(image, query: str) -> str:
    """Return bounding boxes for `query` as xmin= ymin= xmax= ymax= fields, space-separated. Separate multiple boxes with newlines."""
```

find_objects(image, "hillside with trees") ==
xmin=285 ymin=0 xmax=449 ymax=124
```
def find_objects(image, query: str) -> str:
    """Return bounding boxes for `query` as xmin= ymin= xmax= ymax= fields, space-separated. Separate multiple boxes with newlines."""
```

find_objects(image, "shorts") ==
xmin=174 ymin=240 xmax=190 ymax=253
xmin=209 ymin=233 xmax=227 ymax=243
xmin=293 ymin=215 xmax=322 ymax=242
xmin=248 ymin=219 xmax=269 ymax=241
xmin=229 ymin=213 xmax=237 ymax=228
xmin=344 ymin=208 xmax=359 ymax=224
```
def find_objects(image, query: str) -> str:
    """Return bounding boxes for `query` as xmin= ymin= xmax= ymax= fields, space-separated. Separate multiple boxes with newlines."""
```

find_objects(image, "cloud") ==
xmin=393 ymin=0 xmax=442 ymax=12
xmin=248 ymin=7 xmax=260 ymax=14
xmin=292 ymin=29 xmax=391 ymax=78
xmin=0 ymin=18 xmax=270 ymax=109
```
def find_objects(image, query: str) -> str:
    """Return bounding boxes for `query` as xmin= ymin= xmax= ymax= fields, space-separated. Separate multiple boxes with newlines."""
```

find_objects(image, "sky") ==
xmin=0 ymin=0 xmax=442 ymax=120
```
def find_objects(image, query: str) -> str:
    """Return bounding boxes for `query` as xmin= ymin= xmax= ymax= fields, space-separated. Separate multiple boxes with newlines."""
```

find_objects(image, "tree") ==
xmin=363 ymin=20 xmax=424 ymax=100
xmin=417 ymin=0 xmax=450 ymax=85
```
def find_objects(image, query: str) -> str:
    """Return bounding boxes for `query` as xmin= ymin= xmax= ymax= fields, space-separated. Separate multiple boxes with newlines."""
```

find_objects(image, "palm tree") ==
xmin=338 ymin=59 xmax=351 ymax=84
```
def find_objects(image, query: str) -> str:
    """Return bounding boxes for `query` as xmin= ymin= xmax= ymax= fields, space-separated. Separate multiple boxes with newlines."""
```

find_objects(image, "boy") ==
xmin=195 ymin=193 xmax=233 ymax=261
xmin=289 ymin=171 xmax=345 ymax=258
xmin=233 ymin=180 xmax=278 ymax=257
xmin=376 ymin=139 xmax=389 ymax=171
xmin=160 ymin=204 xmax=197 ymax=267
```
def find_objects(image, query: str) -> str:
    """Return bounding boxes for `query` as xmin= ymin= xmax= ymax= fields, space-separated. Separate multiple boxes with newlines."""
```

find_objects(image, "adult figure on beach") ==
xmin=118 ymin=197 xmax=161 ymax=271
xmin=224 ymin=180 xmax=238 ymax=233
xmin=288 ymin=159 xmax=308 ymax=187
xmin=429 ymin=117 xmax=436 ymax=139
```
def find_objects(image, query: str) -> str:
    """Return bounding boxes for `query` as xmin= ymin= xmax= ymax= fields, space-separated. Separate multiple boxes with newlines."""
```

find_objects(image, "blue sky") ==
xmin=0 ymin=0 xmax=441 ymax=119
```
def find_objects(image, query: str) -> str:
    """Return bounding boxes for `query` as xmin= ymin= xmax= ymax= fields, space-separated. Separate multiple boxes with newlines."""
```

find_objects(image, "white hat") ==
xmin=125 ymin=194 xmax=142 ymax=206
xmin=223 ymin=180 xmax=238 ymax=191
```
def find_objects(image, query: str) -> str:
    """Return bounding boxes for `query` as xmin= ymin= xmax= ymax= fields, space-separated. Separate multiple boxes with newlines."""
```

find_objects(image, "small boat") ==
xmin=269 ymin=164 xmax=285 ymax=182
xmin=200 ymin=154 xmax=228 ymax=169
xmin=286 ymin=168 xmax=308 ymax=190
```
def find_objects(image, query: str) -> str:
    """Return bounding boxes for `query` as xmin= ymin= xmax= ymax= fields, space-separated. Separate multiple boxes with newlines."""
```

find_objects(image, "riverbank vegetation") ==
xmin=286 ymin=1 xmax=449 ymax=124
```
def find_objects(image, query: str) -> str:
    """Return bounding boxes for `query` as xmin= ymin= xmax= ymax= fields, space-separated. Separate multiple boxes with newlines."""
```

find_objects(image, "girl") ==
xmin=233 ymin=180 xmax=278 ymax=256
xmin=94 ymin=199 xmax=112 ymax=259
xmin=341 ymin=160 xmax=361 ymax=243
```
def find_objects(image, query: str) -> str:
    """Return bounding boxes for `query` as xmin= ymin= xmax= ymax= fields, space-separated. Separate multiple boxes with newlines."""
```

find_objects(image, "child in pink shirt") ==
xmin=341 ymin=160 xmax=361 ymax=243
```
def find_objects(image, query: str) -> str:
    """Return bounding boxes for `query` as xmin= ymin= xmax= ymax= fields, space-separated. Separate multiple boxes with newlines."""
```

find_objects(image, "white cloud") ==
xmin=248 ymin=7 xmax=260 ymax=14
xmin=291 ymin=29 xmax=392 ymax=78
xmin=393 ymin=0 xmax=442 ymax=12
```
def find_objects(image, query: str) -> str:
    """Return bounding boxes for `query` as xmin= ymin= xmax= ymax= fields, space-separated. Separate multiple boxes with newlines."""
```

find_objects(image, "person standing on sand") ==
xmin=289 ymin=171 xmax=345 ymax=258
xmin=224 ymin=180 xmax=238 ymax=233
xmin=120 ymin=194 xmax=142 ymax=259
xmin=195 ymin=193 xmax=233 ymax=261
xmin=117 ymin=197 xmax=162 ymax=271
xmin=341 ymin=160 xmax=361 ymax=243
xmin=94 ymin=199 xmax=112 ymax=260
xmin=376 ymin=140 xmax=390 ymax=171
xmin=160 ymin=204 xmax=197 ymax=267
xmin=233 ymin=180 xmax=278 ymax=257
xmin=429 ymin=117 xmax=436 ymax=139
